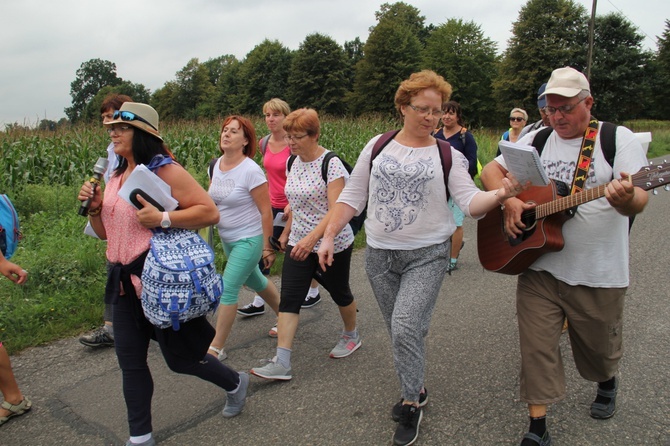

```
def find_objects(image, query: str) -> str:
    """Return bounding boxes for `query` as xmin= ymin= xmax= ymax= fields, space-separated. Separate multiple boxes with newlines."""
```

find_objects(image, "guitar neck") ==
xmin=536 ymin=184 xmax=606 ymax=218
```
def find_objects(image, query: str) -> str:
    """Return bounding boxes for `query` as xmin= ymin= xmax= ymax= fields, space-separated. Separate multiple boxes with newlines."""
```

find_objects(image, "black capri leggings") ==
xmin=279 ymin=244 xmax=354 ymax=314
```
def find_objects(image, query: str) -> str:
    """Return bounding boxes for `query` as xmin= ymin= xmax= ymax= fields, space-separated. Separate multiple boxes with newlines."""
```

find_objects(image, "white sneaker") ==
xmin=209 ymin=345 xmax=227 ymax=361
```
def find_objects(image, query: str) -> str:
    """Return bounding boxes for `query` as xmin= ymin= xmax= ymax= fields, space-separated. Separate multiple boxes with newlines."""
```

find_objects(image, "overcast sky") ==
xmin=0 ymin=0 xmax=666 ymax=127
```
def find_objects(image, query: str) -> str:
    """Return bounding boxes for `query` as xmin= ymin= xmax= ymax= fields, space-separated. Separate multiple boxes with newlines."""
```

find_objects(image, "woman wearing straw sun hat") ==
xmin=78 ymin=102 xmax=250 ymax=446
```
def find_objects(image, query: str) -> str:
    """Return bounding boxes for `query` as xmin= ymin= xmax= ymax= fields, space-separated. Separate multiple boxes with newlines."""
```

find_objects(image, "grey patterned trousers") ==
xmin=365 ymin=240 xmax=450 ymax=402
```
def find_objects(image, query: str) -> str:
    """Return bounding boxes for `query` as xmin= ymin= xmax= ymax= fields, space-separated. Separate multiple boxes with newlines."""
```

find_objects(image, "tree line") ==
xmin=48 ymin=1 xmax=670 ymax=131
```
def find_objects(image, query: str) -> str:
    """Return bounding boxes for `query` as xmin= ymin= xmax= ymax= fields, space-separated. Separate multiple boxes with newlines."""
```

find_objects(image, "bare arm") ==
xmin=250 ymin=182 xmax=276 ymax=269
xmin=137 ymin=164 xmax=219 ymax=229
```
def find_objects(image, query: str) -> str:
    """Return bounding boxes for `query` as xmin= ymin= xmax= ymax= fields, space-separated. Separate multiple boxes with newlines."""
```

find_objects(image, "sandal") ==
xmin=268 ymin=323 xmax=278 ymax=338
xmin=521 ymin=431 xmax=551 ymax=446
xmin=590 ymin=380 xmax=617 ymax=419
xmin=208 ymin=345 xmax=227 ymax=361
xmin=0 ymin=397 xmax=32 ymax=426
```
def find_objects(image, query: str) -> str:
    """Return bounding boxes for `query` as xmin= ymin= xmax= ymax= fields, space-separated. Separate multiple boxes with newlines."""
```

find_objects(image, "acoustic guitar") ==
xmin=477 ymin=162 xmax=670 ymax=275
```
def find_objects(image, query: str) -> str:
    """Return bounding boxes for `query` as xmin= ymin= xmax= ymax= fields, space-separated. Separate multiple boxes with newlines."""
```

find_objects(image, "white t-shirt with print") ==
xmin=285 ymin=150 xmax=354 ymax=253
xmin=209 ymin=156 xmax=266 ymax=244
xmin=495 ymin=124 xmax=647 ymax=287
xmin=337 ymin=136 xmax=481 ymax=250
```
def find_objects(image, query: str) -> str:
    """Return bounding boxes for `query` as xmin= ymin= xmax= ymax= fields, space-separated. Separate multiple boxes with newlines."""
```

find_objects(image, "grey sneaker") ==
xmin=329 ymin=333 xmax=362 ymax=358
xmin=125 ymin=437 xmax=156 ymax=446
xmin=79 ymin=327 xmax=114 ymax=348
xmin=250 ymin=356 xmax=292 ymax=381
xmin=222 ymin=372 xmax=249 ymax=418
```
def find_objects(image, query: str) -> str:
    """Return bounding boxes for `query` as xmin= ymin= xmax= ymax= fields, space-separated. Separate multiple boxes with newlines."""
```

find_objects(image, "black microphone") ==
xmin=79 ymin=157 xmax=109 ymax=216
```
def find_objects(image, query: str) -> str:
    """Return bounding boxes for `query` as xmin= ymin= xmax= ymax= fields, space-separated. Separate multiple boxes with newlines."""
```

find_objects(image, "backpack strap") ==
xmin=531 ymin=123 xmax=617 ymax=168
xmin=208 ymin=158 xmax=218 ymax=180
xmin=146 ymin=154 xmax=174 ymax=172
xmin=260 ymin=135 xmax=271 ymax=156
xmin=530 ymin=127 xmax=554 ymax=157
xmin=435 ymin=139 xmax=452 ymax=201
xmin=599 ymin=122 xmax=617 ymax=168
xmin=321 ymin=151 xmax=338 ymax=183
xmin=287 ymin=154 xmax=297 ymax=173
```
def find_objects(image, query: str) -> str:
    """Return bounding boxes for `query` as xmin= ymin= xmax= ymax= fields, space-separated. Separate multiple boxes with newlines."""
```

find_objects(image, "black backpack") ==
xmin=287 ymin=152 xmax=366 ymax=235
xmin=530 ymin=122 xmax=617 ymax=168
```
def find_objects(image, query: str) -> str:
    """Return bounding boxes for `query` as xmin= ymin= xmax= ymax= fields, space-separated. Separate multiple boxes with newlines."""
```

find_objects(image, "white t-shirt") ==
xmin=208 ymin=156 xmax=267 ymax=244
xmin=285 ymin=150 xmax=354 ymax=253
xmin=495 ymin=124 xmax=647 ymax=287
xmin=337 ymin=135 xmax=481 ymax=250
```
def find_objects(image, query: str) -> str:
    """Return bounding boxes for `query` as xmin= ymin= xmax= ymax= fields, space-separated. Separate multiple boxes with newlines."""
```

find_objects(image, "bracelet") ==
xmin=263 ymin=253 xmax=276 ymax=259
xmin=494 ymin=190 xmax=507 ymax=208
xmin=263 ymin=248 xmax=275 ymax=252
xmin=88 ymin=205 xmax=102 ymax=217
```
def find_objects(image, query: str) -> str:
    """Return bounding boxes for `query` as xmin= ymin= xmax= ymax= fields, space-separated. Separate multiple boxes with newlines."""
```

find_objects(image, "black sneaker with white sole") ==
xmin=301 ymin=293 xmax=321 ymax=308
xmin=79 ymin=327 xmax=114 ymax=348
xmin=237 ymin=303 xmax=265 ymax=317
xmin=393 ymin=404 xmax=423 ymax=446
xmin=391 ymin=388 xmax=428 ymax=421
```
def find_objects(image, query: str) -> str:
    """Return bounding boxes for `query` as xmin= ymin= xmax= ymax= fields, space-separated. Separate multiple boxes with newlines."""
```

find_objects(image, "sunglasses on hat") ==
xmin=113 ymin=110 xmax=157 ymax=131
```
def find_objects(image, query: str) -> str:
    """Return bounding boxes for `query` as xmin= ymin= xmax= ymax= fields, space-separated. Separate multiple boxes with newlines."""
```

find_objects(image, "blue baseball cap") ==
xmin=537 ymin=83 xmax=547 ymax=109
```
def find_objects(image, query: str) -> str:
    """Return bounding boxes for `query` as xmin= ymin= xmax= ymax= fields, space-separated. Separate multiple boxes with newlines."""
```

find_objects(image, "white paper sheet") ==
xmin=118 ymin=164 xmax=179 ymax=211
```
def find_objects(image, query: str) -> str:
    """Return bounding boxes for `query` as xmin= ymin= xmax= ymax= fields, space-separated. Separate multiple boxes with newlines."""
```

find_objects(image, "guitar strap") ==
xmin=570 ymin=118 xmax=600 ymax=194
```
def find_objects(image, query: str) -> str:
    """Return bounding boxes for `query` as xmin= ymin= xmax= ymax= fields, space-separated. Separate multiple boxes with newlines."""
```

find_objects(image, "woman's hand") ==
xmin=78 ymin=181 xmax=102 ymax=211
xmin=290 ymin=233 xmax=318 ymax=261
xmin=135 ymin=195 xmax=162 ymax=228
xmin=317 ymin=237 xmax=335 ymax=271
xmin=0 ymin=258 xmax=28 ymax=285
xmin=261 ymin=249 xmax=276 ymax=270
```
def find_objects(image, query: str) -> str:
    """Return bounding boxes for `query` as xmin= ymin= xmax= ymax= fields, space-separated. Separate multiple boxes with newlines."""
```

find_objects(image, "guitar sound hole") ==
xmin=508 ymin=205 xmax=537 ymax=247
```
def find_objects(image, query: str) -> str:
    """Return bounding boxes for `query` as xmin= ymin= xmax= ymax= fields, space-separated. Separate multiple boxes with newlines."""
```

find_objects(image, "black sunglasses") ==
xmin=509 ymin=117 xmax=526 ymax=122
xmin=113 ymin=110 xmax=157 ymax=130
xmin=268 ymin=236 xmax=283 ymax=252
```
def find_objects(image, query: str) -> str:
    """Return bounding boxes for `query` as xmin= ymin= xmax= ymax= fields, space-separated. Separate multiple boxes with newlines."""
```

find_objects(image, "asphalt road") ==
xmin=4 ymin=177 xmax=670 ymax=445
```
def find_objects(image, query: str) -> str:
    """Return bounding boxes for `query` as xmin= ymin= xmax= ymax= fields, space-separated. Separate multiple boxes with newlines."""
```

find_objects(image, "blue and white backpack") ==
xmin=139 ymin=155 xmax=222 ymax=331
xmin=141 ymin=228 xmax=221 ymax=330
xmin=0 ymin=194 xmax=20 ymax=260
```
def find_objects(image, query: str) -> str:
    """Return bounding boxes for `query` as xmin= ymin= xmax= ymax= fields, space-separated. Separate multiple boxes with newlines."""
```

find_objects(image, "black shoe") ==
xmin=79 ymin=327 xmax=114 ymax=348
xmin=391 ymin=388 xmax=428 ymax=421
xmin=237 ymin=303 xmax=265 ymax=317
xmin=301 ymin=293 xmax=321 ymax=308
xmin=590 ymin=378 xmax=617 ymax=419
xmin=393 ymin=405 xmax=423 ymax=446
xmin=521 ymin=431 xmax=552 ymax=446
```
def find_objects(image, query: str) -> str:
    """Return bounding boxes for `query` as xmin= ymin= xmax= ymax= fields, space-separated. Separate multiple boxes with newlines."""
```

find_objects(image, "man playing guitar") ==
xmin=480 ymin=67 xmax=649 ymax=446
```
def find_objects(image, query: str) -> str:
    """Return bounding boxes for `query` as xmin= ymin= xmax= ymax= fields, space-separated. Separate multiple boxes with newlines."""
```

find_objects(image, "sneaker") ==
xmin=208 ymin=345 xmax=228 ymax=361
xmin=302 ymin=293 xmax=322 ymax=308
xmin=237 ymin=303 xmax=265 ymax=317
xmin=125 ymin=437 xmax=156 ymax=446
xmin=391 ymin=388 xmax=428 ymax=422
xmin=329 ymin=333 xmax=362 ymax=358
xmin=79 ymin=327 xmax=114 ymax=348
xmin=250 ymin=356 xmax=292 ymax=381
xmin=222 ymin=372 xmax=249 ymax=418
xmin=392 ymin=404 xmax=423 ymax=446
